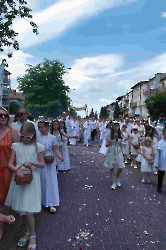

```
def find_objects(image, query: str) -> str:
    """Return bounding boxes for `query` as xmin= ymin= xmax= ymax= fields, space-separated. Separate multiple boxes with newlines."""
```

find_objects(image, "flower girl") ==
xmin=37 ymin=120 xmax=64 ymax=213
xmin=140 ymin=137 xmax=155 ymax=183
xmin=5 ymin=122 xmax=45 ymax=250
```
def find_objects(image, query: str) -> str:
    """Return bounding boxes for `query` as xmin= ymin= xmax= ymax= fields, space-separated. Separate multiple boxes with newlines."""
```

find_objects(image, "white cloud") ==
xmin=13 ymin=0 xmax=137 ymax=48
xmin=65 ymin=52 xmax=166 ymax=116
xmin=1 ymin=50 xmax=35 ymax=88
xmin=99 ymin=98 xmax=113 ymax=104
xmin=161 ymin=12 xmax=166 ymax=18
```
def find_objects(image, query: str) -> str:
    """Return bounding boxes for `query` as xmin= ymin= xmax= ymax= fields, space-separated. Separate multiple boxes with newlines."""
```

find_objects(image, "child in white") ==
xmin=121 ymin=124 xmax=130 ymax=164
xmin=99 ymin=122 xmax=111 ymax=156
xmin=140 ymin=137 xmax=155 ymax=183
xmin=130 ymin=126 xmax=140 ymax=169
xmin=37 ymin=121 xmax=64 ymax=213
xmin=83 ymin=117 xmax=91 ymax=146
xmin=5 ymin=122 xmax=45 ymax=250
xmin=58 ymin=120 xmax=78 ymax=171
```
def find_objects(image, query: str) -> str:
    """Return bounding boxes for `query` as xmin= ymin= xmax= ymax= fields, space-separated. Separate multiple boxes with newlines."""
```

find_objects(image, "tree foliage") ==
xmin=145 ymin=93 xmax=166 ymax=121
xmin=113 ymin=102 xmax=120 ymax=119
xmin=9 ymin=101 xmax=21 ymax=114
xmin=0 ymin=0 xmax=38 ymax=64
xmin=89 ymin=108 xmax=95 ymax=118
xmin=17 ymin=59 xmax=70 ymax=116
xmin=100 ymin=106 xmax=108 ymax=119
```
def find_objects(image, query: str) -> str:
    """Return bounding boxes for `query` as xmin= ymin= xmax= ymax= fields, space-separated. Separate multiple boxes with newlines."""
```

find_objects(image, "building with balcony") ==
xmin=0 ymin=63 xmax=11 ymax=108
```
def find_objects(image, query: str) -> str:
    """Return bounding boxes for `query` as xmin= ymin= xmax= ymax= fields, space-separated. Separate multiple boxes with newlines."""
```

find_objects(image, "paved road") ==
xmin=1 ymin=141 xmax=166 ymax=250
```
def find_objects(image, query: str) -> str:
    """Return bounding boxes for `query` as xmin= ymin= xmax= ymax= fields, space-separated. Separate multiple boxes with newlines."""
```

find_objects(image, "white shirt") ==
xmin=12 ymin=120 xmax=38 ymax=134
xmin=90 ymin=121 xmax=97 ymax=130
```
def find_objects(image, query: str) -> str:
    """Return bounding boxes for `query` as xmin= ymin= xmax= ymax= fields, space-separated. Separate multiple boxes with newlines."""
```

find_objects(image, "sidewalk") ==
xmin=1 ymin=141 xmax=166 ymax=250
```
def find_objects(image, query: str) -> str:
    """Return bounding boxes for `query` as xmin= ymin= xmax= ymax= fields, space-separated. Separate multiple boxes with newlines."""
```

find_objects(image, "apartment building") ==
xmin=0 ymin=63 xmax=11 ymax=108
xmin=110 ymin=72 xmax=166 ymax=119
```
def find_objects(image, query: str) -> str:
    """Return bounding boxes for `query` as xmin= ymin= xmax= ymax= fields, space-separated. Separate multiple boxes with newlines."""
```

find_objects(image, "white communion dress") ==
xmin=37 ymin=133 xmax=60 ymax=207
xmin=5 ymin=142 xmax=45 ymax=215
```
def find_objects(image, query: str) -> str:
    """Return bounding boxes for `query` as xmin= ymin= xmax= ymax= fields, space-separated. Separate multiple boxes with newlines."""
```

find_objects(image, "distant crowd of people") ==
xmin=0 ymin=106 xmax=166 ymax=249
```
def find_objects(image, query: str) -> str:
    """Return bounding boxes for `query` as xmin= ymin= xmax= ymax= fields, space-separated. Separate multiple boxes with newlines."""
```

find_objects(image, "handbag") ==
xmin=14 ymin=165 xmax=33 ymax=185
xmin=44 ymin=149 xmax=54 ymax=164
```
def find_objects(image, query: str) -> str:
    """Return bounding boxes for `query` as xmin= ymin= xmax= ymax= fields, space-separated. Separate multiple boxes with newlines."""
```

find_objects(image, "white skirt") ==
xmin=5 ymin=168 xmax=42 ymax=214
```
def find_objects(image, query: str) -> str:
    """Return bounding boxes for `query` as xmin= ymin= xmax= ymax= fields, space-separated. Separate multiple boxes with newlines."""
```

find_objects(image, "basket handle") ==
xmin=45 ymin=149 xmax=54 ymax=156
xmin=16 ymin=165 xmax=32 ymax=175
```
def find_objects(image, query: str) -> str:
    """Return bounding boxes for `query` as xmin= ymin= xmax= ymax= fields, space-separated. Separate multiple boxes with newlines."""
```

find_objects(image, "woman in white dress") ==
xmin=50 ymin=120 xmax=78 ymax=171
xmin=37 ymin=121 xmax=64 ymax=213
xmin=5 ymin=122 xmax=45 ymax=250
xmin=121 ymin=124 xmax=130 ymax=164
xmin=140 ymin=137 xmax=155 ymax=183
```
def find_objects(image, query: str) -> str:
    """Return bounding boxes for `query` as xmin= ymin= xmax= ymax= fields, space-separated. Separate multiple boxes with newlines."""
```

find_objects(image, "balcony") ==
xmin=124 ymin=95 xmax=129 ymax=101
xmin=3 ymin=88 xmax=10 ymax=96
xmin=143 ymin=88 xmax=156 ymax=95
xmin=155 ymin=84 xmax=166 ymax=94
xmin=2 ymin=100 xmax=10 ymax=107
xmin=130 ymin=101 xmax=137 ymax=107
xmin=3 ymin=77 xmax=11 ymax=84
xmin=128 ymin=112 xmax=135 ymax=117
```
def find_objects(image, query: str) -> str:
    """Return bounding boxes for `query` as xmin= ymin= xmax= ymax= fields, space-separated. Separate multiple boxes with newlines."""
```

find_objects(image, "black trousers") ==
xmin=91 ymin=129 xmax=96 ymax=141
xmin=157 ymin=170 xmax=165 ymax=189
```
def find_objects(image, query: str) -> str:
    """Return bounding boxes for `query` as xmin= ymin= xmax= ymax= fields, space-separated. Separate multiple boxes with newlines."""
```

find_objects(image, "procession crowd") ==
xmin=0 ymin=106 xmax=166 ymax=250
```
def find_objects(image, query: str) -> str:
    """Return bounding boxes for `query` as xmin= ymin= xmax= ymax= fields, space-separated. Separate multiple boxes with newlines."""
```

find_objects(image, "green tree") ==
xmin=0 ymin=0 xmax=38 ymax=64
xmin=89 ymin=108 xmax=95 ymax=118
xmin=9 ymin=101 xmax=20 ymax=114
xmin=100 ymin=106 xmax=108 ymax=118
xmin=17 ymin=59 xmax=70 ymax=116
xmin=94 ymin=111 xmax=98 ymax=119
xmin=113 ymin=102 xmax=120 ymax=119
xmin=145 ymin=93 xmax=166 ymax=121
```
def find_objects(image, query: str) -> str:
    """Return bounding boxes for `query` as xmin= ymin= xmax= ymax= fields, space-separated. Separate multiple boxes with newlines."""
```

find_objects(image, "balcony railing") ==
xmin=156 ymin=85 xmax=166 ymax=94
xmin=2 ymin=100 xmax=10 ymax=107
xmin=3 ymin=77 xmax=11 ymax=84
xmin=3 ymin=88 xmax=10 ymax=96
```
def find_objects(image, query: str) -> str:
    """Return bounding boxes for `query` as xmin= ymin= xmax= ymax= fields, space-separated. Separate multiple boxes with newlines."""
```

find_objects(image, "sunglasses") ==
xmin=19 ymin=134 xmax=34 ymax=139
xmin=0 ymin=114 xmax=9 ymax=118
xmin=18 ymin=113 xmax=27 ymax=117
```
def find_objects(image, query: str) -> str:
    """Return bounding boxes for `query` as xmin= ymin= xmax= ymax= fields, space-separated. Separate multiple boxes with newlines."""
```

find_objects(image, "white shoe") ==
xmin=153 ymin=171 xmax=157 ymax=175
xmin=134 ymin=165 xmax=138 ymax=169
xmin=141 ymin=179 xmax=145 ymax=184
xmin=111 ymin=182 xmax=117 ymax=190
xmin=125 ymin=161 xmax=128 ymax=164
xmin=131 ymin=162 xmax=133 ymax=167
xmin=116 ymin=179 xmax=121 ymax=187
xmin=50 ymin=206 xmax=56 ymax=213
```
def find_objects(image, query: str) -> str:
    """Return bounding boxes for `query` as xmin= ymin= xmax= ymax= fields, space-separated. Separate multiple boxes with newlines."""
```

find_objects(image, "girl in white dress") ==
xmin=99 ymin=122 xmax=111 ymax=156
xmin=50 ymin=120 xmax=78 ymax=171
xmin=140 ymin=137 xmax=155 ymax=183
xmin=37 ymin=121 xmax=64 ymax=213
xmin=5 ymin=122 xmax=45 ymax=250
xmin=104 ymin=122 xmax=125 ymax=190
xmin=58 ymin=120 xmax=78 ymax=171
xmin=129 ymin=126 xmax=140 ymax=169
xmin=121 ymin=124 xmax=130 ymax=164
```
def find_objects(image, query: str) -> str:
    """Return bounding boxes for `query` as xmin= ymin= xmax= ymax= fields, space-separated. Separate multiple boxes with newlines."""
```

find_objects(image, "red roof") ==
xmin=6 ymin=89 xmax=24 ymax=101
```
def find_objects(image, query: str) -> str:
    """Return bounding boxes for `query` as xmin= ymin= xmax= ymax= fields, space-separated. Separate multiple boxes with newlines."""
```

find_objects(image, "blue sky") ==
xmin=3 ymin=0 xmax=166 ymax=117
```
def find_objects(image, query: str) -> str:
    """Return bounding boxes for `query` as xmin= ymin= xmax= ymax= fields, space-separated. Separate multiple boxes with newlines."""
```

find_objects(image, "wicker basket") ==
xmin=133 ymin=144 xmax=140 ymax=149
xmin=44 ymin=149 xmax=54 ymax=164
xmin=14 ymin=165 xmax=33 ymax=185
